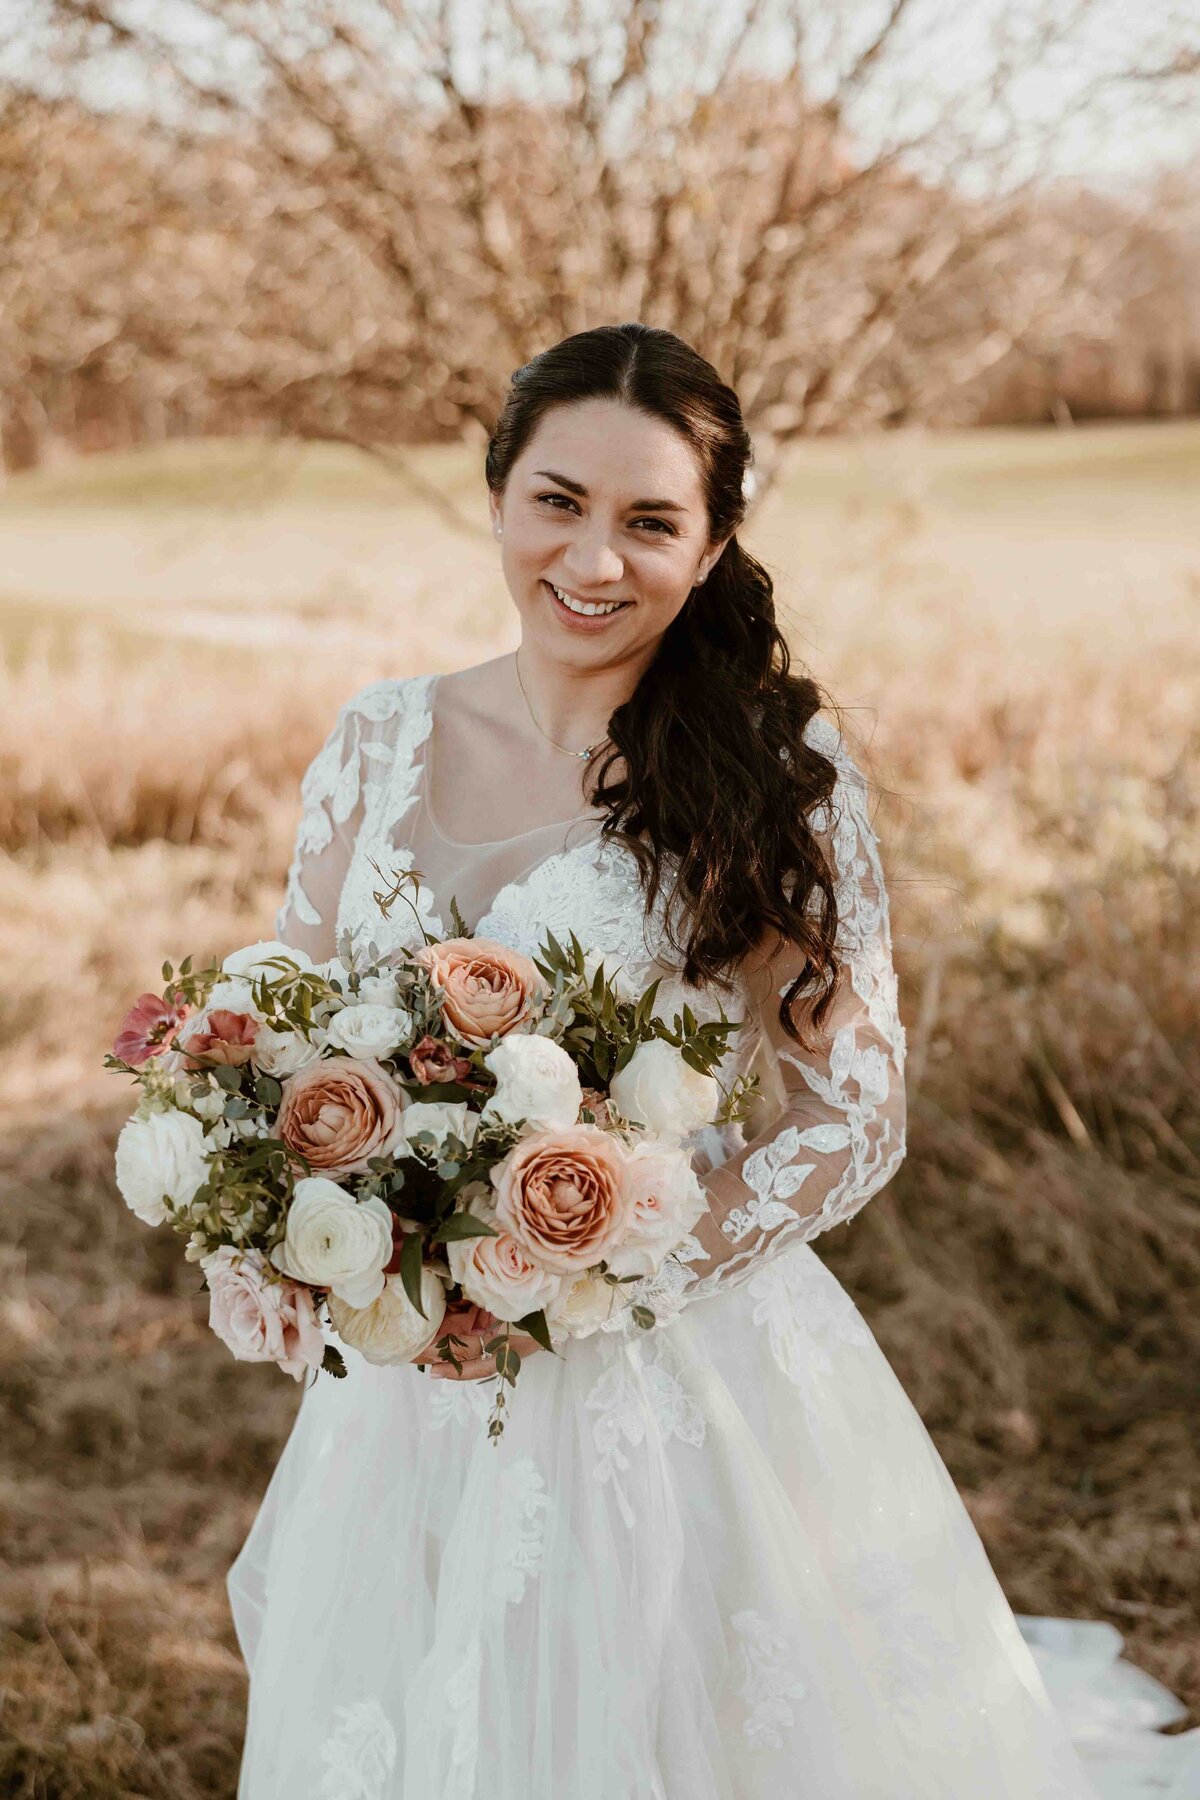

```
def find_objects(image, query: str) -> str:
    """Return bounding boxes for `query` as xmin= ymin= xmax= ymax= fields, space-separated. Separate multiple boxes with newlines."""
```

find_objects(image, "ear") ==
xmin=702 ymin=533 xmax=735 ymax=580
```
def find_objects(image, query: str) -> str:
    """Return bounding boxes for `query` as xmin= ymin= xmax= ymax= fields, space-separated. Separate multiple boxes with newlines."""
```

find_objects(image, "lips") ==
xmin=542 ymin=580 xmax=631 ymax=626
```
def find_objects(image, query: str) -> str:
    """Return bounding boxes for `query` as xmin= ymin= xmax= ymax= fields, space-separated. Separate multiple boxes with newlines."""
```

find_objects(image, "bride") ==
xmin=228 ymin=323 xmax=1198 ymax=1798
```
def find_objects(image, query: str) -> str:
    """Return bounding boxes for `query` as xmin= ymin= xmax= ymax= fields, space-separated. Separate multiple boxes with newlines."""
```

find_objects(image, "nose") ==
xmin=562 ymin=525 xmax=624 ymax=585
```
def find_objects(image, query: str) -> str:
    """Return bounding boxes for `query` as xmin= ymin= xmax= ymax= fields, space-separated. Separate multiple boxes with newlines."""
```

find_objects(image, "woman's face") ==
xmin=488 ymin=397 xmax=729 ymax=669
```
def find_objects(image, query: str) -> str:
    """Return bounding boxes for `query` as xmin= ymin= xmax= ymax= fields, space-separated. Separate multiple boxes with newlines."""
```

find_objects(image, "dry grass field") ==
xmin=0 ymin=421 xmax=1197 ymax=1796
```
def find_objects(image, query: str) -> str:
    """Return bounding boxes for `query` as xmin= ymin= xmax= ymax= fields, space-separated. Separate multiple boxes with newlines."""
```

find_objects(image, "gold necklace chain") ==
xmin=513 ymin=651 xmax=608 ymax=762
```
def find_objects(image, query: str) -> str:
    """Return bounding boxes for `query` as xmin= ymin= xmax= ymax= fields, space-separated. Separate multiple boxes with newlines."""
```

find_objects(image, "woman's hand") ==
xmin=414 ymin=1299 xmax=545 ymax=1382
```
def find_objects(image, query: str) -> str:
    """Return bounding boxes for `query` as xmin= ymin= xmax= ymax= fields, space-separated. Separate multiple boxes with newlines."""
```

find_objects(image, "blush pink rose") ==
xmin=202 ymin=1245 xmax=325 ymax=1380
xmin=491 ymin=1124 xmax=632 ymax=1275
xmin=413 ymin=937 xmax=548 ymax=1047
xmin=276 ymin=1055 xmax=404 ymax=1177
xmin=445 ymin=1219 xmax=564 ymax=1324
xmin=180 ymin=1008 xmax=259 ymax=1070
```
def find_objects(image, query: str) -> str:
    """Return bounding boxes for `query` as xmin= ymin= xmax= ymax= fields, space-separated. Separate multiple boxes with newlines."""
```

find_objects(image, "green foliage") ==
xmin=398 ymin=1229 xmax=428 ymax=1318
xmin=515 ymin=1307 xmax=556 ymax=1356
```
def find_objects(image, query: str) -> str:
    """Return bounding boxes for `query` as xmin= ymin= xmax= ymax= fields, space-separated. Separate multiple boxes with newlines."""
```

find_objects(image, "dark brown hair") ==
xmin=485 ymin=322 xmax=845 ymax=1046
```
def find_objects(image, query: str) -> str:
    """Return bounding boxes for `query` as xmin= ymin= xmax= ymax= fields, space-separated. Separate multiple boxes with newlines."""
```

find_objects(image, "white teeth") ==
xmin=551 ymin=584 xmax=624 ymax=617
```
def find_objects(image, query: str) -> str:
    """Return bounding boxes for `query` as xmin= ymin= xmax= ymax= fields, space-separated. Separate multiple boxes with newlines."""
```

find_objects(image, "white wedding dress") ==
xmin=228 ymin=672 xmax=1200 ymax=1799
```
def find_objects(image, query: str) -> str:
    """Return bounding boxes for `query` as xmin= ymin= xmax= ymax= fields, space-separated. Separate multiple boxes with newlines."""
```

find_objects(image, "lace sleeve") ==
xmin=274 ymin=680 xmax=403 ymax=962
xmin=612 ymin=725 xmax=908 ymax=1326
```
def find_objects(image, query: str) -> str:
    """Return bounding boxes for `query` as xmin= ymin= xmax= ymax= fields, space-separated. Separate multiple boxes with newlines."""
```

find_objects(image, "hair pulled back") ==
xmin=485 ymin=322 xmax=845 ymax=1046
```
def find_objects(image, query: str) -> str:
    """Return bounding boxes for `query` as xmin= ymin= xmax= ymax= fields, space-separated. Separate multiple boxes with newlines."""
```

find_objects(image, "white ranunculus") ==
xmin=323 ymin=1003 xmax=413 ymax=1061
xmin=115 ymin=1109 xmax=212 ymax=1227
xmin=394 ymin=1101 xmax=478 ymax=1158
xmin=356 ymin=972 xmax=401 ymax=1009
xmin=271 ymin=1178 xmax=394 ymax=1308
xmin=250 ymin=1023 xmax=323 ymax=1080
xmin=581 ymin=948 xmax=643 ymax=1005
xmin=480 ymin=1033 xmax=583 ymax=1132
xmin=328 ymin=1268 xmax=447 ymax=1365
xmin=604 ymin=1140 xmax=708 ymax=1279
xmin=546 ymin=1271 xmax=622 ymax=1344
xmin=609 ymin=1039 xmax=720 ymax=1143
xmin=223 ymin=940 xmax=315 ymax=980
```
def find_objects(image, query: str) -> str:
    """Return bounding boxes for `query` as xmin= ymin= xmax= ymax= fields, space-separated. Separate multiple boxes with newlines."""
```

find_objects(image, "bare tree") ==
xmin=2 ymin=0 xmax=1196 ymax=492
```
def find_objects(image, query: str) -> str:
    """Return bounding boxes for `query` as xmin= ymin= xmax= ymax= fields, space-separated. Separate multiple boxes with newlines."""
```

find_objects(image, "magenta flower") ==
xmin=113 ymin=992 xmax=192 ymax=1067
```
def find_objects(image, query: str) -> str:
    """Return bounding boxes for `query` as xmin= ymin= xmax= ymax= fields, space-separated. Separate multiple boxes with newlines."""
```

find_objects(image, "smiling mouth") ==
xmin=544 ymin=580 xmax=631 ymax=618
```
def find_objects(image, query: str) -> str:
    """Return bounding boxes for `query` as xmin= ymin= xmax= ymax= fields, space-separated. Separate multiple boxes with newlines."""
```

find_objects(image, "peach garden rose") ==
xmin=413 ymin=936 xmax=548 ymax=1047
xmin=490 ymin=1124 xmax=633 ymax=1275
xmin=276 ymin=1055 xmax=405 ymax=1177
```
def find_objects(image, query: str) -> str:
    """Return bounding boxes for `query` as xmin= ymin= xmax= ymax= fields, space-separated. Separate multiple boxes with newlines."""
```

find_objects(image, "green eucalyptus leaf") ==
xmin=399 ymin=1229 xmax=427 ymax=1318
xmin=434 ymin=1212 xmax=500 ymax=1242
xmin=515 ymin=1307 xmax=554 ymax=1355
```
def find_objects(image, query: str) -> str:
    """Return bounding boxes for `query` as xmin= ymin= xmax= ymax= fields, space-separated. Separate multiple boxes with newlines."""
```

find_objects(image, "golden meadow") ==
xmin=1 ymin=422 xmax=1197 ymax=1796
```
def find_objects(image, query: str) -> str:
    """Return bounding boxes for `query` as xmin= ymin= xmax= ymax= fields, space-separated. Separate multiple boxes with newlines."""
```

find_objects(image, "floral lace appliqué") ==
xmin=488 ymin=1455 xmax=550 ymax=1607
xmin=317 ymin=1698 xmax=398 ymax=1800
xmin=727 ymin=1607 xmax=807 ymax=1749
xmin=585 ymin=1334 xmax=707 ymax=1529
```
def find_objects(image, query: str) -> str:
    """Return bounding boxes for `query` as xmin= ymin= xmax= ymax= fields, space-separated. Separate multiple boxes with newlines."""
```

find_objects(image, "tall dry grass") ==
xmin=1 ymin=454 xmax=1197 ymax=1794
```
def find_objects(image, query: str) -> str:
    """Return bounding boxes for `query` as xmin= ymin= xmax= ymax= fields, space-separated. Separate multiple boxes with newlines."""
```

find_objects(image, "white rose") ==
xmin=604 ymin=1140 xmax=708 ymax=1279
xmin=202 ymin=977 xmax=263 ymax=1020
xmin=328 ymin=1268 xmax=447 ymax=1365
xmin=394 ymin=1101 xmax=478 ymax=1158
xmin=115 ymin=1109 xmax=211 ymax=1227
xmin=581 ymin=949 xmax=642 ymax=1005
xmin=271 ymin=1177 xmax=394 ymax=1308
xmin=357 ymin=973 xmax=401 ymax=1008
xmin=251 ymin=1023 xmax=323 ymax=1079
xmin=546 ymin=1271 xmax=622 ymax=1345
xmin=223 ymin=940 xmax=315 ymax=980
xmin=446 ymin=1215 xmax=564 ymax=1325
xmin=480 ymin=1034 xmax=583 ymax=1132
xmin=609 ymin=1039 xmax=720 ymax=1142
xmin=323 ymin=1003 xmax=413 ymax=1061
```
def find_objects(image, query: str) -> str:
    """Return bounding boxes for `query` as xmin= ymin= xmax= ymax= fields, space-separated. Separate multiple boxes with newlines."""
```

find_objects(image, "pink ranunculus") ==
xmin=408 ymin=1033 xmax=475 ymax=1087
xmin=180 ymin=1009 xmax=260 ymax=1070
xmin=491 ymin=1124 xmax=632 ymax=1275
xmin=276 ymin=1055 xmax=405 ymax=1177
xmin=201 ymin=1245 xmax=325 ymax=1380
xmin=113 ymin=991 xmax=192 ymax=1066
xmin=413 ymin=937 xmax=548 ymax=1047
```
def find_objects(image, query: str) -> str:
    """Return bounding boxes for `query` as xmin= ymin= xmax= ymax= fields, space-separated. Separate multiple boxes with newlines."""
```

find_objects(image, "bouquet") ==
xmin=106 ymin=870 xmax=755 ymax=1441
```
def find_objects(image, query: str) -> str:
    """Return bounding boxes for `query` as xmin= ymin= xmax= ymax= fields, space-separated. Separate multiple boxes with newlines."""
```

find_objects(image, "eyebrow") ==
xmin=532 ymin=469 xmax=689 ymax=512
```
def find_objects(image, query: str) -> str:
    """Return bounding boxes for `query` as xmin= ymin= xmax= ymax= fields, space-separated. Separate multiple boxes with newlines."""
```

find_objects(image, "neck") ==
xmin=512 ymin=642 xmax=654 ymax=751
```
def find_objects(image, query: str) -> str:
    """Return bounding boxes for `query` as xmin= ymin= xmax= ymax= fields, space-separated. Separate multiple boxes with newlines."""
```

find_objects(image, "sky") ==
xmin=1 ymin=0 xmax=1195 ymax=196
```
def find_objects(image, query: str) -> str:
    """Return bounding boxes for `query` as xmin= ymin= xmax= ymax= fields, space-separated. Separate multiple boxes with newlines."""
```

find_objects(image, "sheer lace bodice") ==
xmin=275 ymin=672 xmax=907 ymax=1323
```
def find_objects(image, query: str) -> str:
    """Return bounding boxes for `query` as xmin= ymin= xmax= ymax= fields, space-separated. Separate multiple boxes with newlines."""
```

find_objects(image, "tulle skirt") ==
xmin=227 ymin=1243 xmax=1199 ymax=1799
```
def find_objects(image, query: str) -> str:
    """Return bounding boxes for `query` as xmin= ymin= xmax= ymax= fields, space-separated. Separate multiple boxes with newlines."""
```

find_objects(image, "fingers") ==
xmin=429 ymin=1356 xmax=494 ymax=1382
xmin=425 ymin=1334 xmax=541 ymax=1380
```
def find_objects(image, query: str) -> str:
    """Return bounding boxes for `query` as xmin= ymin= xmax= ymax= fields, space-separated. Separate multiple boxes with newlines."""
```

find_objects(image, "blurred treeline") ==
xmin=0 ymin=0 xmax=1197 ymax=479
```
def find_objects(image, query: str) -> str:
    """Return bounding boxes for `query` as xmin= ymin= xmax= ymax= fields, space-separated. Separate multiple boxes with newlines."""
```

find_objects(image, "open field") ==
xmin=1 ymin=421 xmax=1198 ymax=1796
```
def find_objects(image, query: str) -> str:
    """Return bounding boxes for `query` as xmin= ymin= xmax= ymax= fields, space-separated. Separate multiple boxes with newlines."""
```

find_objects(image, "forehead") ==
xmin=515 ymin=399 xmax=707 ymax=507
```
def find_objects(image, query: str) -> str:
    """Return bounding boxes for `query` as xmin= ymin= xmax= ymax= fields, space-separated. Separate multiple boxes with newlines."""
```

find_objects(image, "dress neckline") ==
xmin=421 ymin=671 xmax=604 ymax=850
